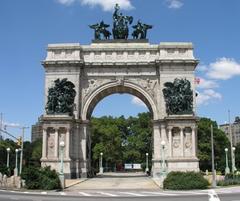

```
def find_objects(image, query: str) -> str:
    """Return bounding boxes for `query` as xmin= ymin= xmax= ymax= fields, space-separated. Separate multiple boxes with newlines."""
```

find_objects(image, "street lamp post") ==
xmin=228 ymin=110 xmax=234 ymax=174
xmin=59 ymin=141 xmax=65 ymax=189
xmin=225 ymin=148 xmax=230 ymax=175
xmin=6 ymin=148 xmax=10 ymax=168
xmin=14 ymin=149 xmax=19 ymax=176
xmin=232 ymin=147 xmax=237 ymax=172
xmin=145 ymin=153 xmax=149 ymax=174
xmin=211 ymin=124 xmax=216 ymax=188
xmin=99 ymin=152 xmax=103 ymax=174
xmin=161 ymin=140 xmax=167 ymax=176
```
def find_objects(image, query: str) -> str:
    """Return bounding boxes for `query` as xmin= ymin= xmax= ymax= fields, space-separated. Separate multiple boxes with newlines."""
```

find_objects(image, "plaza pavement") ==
xmin=1 ymin=172 xmax=240 ymax=199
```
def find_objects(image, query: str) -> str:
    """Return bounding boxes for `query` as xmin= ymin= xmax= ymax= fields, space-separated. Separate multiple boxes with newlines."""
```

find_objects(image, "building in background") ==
xmin=220 ymin=116 xmax=240 ymax=146
xmin=31 ymin=116 xmax=43 ymax=142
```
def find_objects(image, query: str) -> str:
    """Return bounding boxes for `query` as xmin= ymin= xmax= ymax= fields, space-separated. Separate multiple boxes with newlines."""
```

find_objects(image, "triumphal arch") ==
xmin=40 ymin=5 xmax=199 ymax=179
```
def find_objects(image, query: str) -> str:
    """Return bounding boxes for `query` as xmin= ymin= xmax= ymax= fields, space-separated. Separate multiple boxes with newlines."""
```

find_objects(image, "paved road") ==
xmin=1 ymin=172 xmax=240 ymax=201
xmin=1 ymin=188 xmax=240 ymax=201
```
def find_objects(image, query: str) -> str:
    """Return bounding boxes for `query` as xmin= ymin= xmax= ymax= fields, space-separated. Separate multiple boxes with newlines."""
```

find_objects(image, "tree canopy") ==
xmin=197 ymin=118 xmax=230 ymax=172
xmin=90 ymin=112 xmax=152 ymax=171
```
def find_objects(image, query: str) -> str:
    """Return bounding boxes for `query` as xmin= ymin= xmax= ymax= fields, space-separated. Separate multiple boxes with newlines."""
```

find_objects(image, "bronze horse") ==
xmin=132 ymin=21 xmax=153 ymax=39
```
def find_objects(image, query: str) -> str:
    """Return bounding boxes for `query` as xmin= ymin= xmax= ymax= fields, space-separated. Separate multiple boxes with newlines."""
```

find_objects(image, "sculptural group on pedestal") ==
xmin=89 ymin=4 xmax=153 ymax=40
xmin=45 ymin=78 xmax=76 ymax=116
xmin=163 ymin=78 xmax=193 ymax=115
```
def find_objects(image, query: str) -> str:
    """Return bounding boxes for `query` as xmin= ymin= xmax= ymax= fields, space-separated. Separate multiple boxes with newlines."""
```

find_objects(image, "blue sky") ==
xmin=0 ymin=0 xmax=240 ymax=140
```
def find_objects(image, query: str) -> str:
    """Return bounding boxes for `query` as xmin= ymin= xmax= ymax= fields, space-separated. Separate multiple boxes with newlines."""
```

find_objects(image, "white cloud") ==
xmin=56 ymin=0 xmax=75 ymax=5
xmin=196 ymin=65 xmax=208 ymax=72
xmin=196 ymin=89 xmax=222 ymax=105
xmin=56 ymin=0 xmax=134 ymax=11
xmin=207 ymin=57 xmax=240 ymax=80
xmin=167 ymin=0 xmax=183 ymax=9
xmin=197 ymin=77 xmax=218 ymax=89
xmin=131 ymin=96 xmax=146 ymax=108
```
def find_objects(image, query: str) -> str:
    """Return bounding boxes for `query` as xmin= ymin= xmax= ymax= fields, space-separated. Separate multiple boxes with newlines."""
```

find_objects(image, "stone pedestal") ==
xmin=40 ymin=115 xmax=85 ymax=179
xmin=151 ymin=116 xmax=199 ymax=180
xmin=165 ymin=115 xmax=199 ymax=172
xmin=41 ymin=115 xmax=91 ymax=179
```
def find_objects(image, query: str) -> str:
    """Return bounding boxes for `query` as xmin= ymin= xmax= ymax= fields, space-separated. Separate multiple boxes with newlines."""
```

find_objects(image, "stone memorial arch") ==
xmin=40 ymin=40 xmax=199 ymax=179
xmin=40 ymin=5 xmax=199 ymax=179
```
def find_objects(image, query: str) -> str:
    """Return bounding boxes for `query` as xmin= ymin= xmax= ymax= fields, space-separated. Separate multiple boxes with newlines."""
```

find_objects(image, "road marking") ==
xmin=120 ymin=192 xmax=145 ymax=197
xmin=41 ymin=192 xmax=47 ymax=195
xmin=98 ymin=192 xmax=118 ymax=197
xmin=78 ymin=192 xmax=92 ymax=196
xmin=23 ymin=192 xmax=30 ymax=194
xmin=187 ymin=191 xmax=208 ymax=195
xmin=208 ymin=190 xmax=221 ymax=201
xmin=142 ymin=191 xmax=177 ymax=196
xmin=59 ymin=192 xmax=66 ymax=196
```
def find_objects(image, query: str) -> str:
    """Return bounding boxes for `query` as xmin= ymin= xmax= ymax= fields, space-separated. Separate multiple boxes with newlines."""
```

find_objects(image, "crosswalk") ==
xmin=1 ymin=188 xmax=240 ymax=198
xmin=55 ymin=190 xmax=210 ymax=197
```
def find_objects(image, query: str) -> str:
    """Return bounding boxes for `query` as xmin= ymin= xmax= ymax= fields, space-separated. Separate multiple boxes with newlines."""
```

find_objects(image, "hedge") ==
xmin=163 ymin=171 xmax=209 ymax=190
xmin=21 ymin=166 xmax=61 ymax=190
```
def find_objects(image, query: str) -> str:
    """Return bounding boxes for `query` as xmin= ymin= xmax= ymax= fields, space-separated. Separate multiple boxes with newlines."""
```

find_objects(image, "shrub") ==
xmin=21 ymin=167 xmax=41 ymax=189
xmin=163 ymin=171 xmax=209 ymax=190
xmin=217 ymin=173 xmax=240 ymax=186
xmin=21 ymin=166 xmax=61 ymax=190
xmin=0 ymin=166 xmax=12 ymax=177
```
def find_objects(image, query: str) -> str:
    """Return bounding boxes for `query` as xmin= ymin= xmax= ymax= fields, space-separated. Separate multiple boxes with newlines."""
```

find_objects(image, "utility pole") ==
xmin=211 ymin=124 xmax=216 ymax=188
xmin=19 ymin=127 xmax=29 ymax=175
xmin=228 ymin=110 xmax=234 ymax=173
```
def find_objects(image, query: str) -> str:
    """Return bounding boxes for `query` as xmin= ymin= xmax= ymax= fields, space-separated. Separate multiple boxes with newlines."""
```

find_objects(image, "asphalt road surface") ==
xmin=0 ymin=189 xmax=240 ymax=201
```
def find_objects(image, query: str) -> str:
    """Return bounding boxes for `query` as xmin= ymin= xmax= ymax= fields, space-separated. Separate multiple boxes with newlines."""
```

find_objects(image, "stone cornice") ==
xmin=165 ymin=115 xmax=199 ymax=121
xmin=42 ymin=59 xmax=198 ymax=68
xmin=42 ymin=60 xmax=84 ymax=68
xmin=84 ymin=61 xmax=156 ymax=67
xmin=43 ymin=42 xmax=198 ymax=67
xmin=156 ymin=59 xmax=199 ymax=64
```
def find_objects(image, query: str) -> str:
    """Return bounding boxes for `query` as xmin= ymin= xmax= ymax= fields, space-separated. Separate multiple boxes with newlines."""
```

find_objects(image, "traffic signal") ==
xmin=17 ymin=137 xmax=22 ymax=146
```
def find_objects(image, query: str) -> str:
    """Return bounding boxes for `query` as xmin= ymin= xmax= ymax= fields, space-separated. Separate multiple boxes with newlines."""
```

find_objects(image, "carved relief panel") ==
xmin=172 ymin=127 xmax=181 ymax=157
xmin=47 ymin=128 xmax=55 ymax=158
xmin=184 ymin=127 xmax=192 ymax=157
xmin=130 ymin=78 xmax=158 ymax=99
xmin=82 ymin=78 xmax=110 ymax=102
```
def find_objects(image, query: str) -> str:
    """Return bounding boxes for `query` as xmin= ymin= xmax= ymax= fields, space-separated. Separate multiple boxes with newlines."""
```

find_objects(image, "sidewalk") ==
xmin=66 ymin=172 xmax=159 ymax=190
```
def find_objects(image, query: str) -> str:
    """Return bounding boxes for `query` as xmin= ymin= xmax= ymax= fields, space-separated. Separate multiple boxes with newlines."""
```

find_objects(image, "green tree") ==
xmin=235 ymin=142 xmax=240 ymax=170
xmin=0 ymin=139 xmax=18 ymax=171
xmin=90 ymin=112 xmax=152 ymax=172
xmin=197 ymin=118 xmax=230 ymax=172
xmin=23 ymin=139 xmax=42 ymax=167
xmin=123 ymin=113 xmax=152 ymax=164
xmin=91 ymin=116 xmax=124 ymax=171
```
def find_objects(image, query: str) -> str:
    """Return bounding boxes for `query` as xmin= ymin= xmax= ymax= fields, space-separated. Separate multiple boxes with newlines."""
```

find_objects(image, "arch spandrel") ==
xmin=81 ymin=80 xmax=159 ymax=121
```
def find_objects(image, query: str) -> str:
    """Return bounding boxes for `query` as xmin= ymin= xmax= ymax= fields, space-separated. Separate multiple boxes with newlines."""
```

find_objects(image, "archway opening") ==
xmin=85 ymin=85 xmax=155 ymax=176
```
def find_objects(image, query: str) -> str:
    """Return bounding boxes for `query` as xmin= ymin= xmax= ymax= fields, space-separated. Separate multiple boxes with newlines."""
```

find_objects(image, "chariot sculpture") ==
xmin=89 ymin=4 xmax=152 ymax=40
